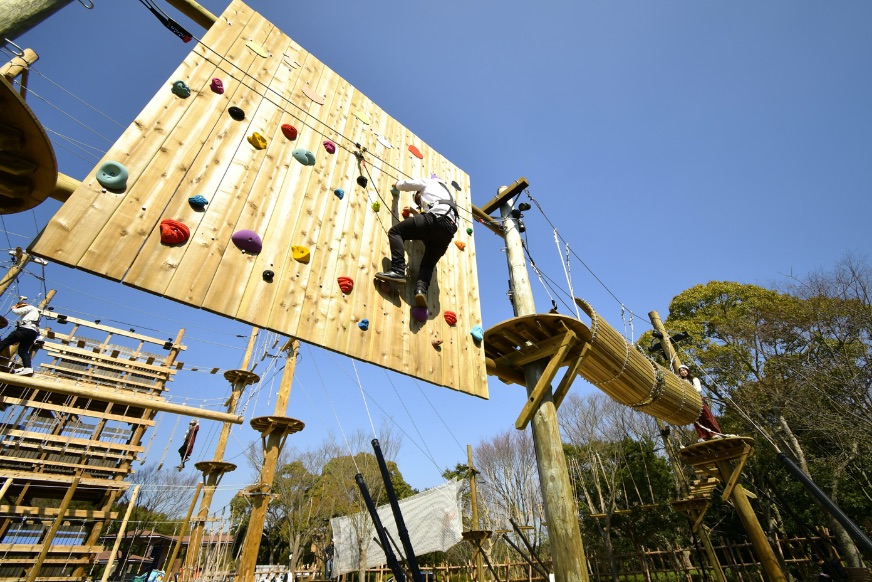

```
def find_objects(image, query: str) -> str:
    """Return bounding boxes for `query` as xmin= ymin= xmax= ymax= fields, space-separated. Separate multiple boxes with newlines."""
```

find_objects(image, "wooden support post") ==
xmin=467 ymin=445 xmax=484 ymax=582
xmin=649 ymin=310 xmax=726 ymax=582
xmin=25 ymin=476 xmax=79 ymax=582
xmin=100 ymin=485 xmax=140 ymax=582
xmin=164 ymin=0 xmax=217 ymax=29
xmin=236 ymin=340 xmax=304 ymax=582
xmin=0 ymin=249 xmax=30 ymax=296
xmin=500 ymin=187 xmax=588 ymax=582
xmin=167 ymin=482 xmax=203 ymax=580
xmin=0 ymin=478 xmax=12 ymax=500
xmin=1 ymin=48 xmax=38 ymax=81
xmin=0 ymin=1 xmax=73 ymax=41
xmin=183 ymin=329 xmax=259 ymax=581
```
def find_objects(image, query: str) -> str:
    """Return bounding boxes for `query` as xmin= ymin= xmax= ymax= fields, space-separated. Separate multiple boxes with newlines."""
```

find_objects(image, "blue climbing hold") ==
xmin=96 ymin=161 xmax=128 ymax=190
xmin=334 ymin=189 xmax=345 ymax=200
xmin=293 ymin=149 xmax=316 ymax=166
xmin=390 ymin=186 xmax=400 ymax=196
xmin=189 ymin=195 xmax=209 ymax=208
xmin=171 ymin=80 xmax=191 ymax=98
xmin=471 ymin=325 xmax=484 ymax=341
xmin=358 ymin=319 xmax=369 ymax=331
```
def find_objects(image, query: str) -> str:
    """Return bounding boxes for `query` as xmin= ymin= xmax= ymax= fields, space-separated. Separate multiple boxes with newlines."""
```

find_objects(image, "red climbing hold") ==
xmin=337 ymin=276 xmax=354 ymax=294
xmin=443 ymin=311 xmax=457 ymax=326
xmin=408 ymin=145 xmax=423 ymax=159
xmin=282 ymin=124 xmax=298 ymax=140
xmin=160 ymin=219 xmax=190 ymax=245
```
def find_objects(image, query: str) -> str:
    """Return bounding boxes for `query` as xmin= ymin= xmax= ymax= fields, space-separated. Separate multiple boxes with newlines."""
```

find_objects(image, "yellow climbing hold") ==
xmin=246 ymin=40 xmax=269 ymax=57
xmin=292 ymin=245 xmax=311 ymax=263
xmin=371 ymin=201 xmax=381 ymax=212
xmin=248 ymin=132 xmax=267 ymax=150
xmin=354 ymin=110 xmax=371 ymax=125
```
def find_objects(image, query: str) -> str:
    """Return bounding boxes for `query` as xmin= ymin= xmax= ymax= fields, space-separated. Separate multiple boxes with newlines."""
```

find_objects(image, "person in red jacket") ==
xmin=679 ymin=364 xmax=723 ymax=440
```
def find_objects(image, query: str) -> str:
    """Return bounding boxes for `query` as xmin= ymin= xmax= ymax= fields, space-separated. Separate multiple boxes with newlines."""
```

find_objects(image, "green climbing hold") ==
xmin=96 ymin=161 xmax=129 ymax=190
xmin=171 ymin=80 xmax=191 ymax=98
xmin=466 ymin=227 xmax=473 ymax=235
xmin=293 ymin=149 xmax=316 ymax=166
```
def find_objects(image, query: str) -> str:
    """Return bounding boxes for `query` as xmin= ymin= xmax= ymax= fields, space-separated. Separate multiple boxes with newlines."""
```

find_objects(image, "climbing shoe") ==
xmin=375 ymin=271 xmax=406 ymax=284
xmin=414 ymin=286 xmax=428 ymax=308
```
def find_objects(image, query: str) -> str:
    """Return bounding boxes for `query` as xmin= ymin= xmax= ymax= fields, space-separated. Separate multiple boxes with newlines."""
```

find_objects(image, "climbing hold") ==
xmin=337 ymin=276 xmax=354 ymax=294
xmin=451 ymin=180 xmax=461 ymax=191
xmin=470 ymin=325 xmax=484 ymax=341
xmin=228 ymin=106 xmax=245 ymax=121
xmin=356 ymin=176 xmax=368 ymax=187
xmin=411 ymin=306 xmax=429 ymax=323
xmin=293 ymin=149 xmax=316 ymax=166
xmin=263 ymin=270 xmax=275 ymax=282
xmin=455 ymin=241 xmax=466 ymax=251
xmin=376 ymin=134 xmax=393 ymax=149
xmin=231 ymin=229 xmax=263 ymax=254
xmin=390 ymin=186 xmax=400 ymax=196
xmin=171 ymin=80 xmax=191 ymax=98
xmin=246 ymin=40 xmax=269 ymax=57
xmin=402 ymin=208 xmax=411 ymax=219
xmin=432 ymin=339 xmax=443 ymax=348
xmin=371 ymin=201 xmax=380 ymax=212
xmin=291 ymin=246 xmax=311 ymax=264
xmin=188 ymin=194 xmax=209 ymax=209
xmin=281 ymin=124 xmax=298 ymax=140
xmin=408 ymin=145 xmax=423 ymax=159
xmin=248 ymin=132 xmax=267 ymax=150
xmin=358 ymin=318 xmax=369 ymax=331
xmin=466 ymin=227 xmax=473 ymax=235
xmin=210 ymin=78 xmax=224 ymax=94
xmin=159 ymin=219 xmax=190 ymax=245
xmin=444 ymin=311 xmax=457 ymax=326
xmin=431 ymin=173 xmax=440 ymax=180
xmin=302 ymin=85 xmax=325 ymax=105
xmin=96 ymin=161 xmax=128 ymax=190
xmin=354 ymin=110 xmax=371 ymax=125
xmin=323 ymin=140 xmax=336 ymax=154
xmin=334 ymin=188 xmax=345 ymax=200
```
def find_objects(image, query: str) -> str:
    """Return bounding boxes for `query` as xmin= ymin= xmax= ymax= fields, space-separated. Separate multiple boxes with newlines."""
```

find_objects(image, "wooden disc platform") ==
xmin=224 ymin=369 xmax=260 ymax=386
xmin=462 ymin=530 xmax=493 ymax=542
xmin=250 ymin=415 xmax=304 ymax=435
xmin=194 ymin=460 xmax=238 ymax=475
xmin=0 ymin=76 xmax=56 ymax=214
xmin=483 ymin=313 xmax=592 ymax=386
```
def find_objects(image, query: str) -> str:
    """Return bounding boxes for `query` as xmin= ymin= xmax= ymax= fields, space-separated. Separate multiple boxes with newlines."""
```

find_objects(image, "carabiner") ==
xmin=78 ymin=0 xmax=94 ymax=8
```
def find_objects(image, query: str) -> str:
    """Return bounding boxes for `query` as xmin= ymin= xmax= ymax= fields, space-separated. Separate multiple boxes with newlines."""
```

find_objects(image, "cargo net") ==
xmin=576 ymin=299 xmax=702 ymax=426
xmin=331 ymin=479 xmax=463 ymax=576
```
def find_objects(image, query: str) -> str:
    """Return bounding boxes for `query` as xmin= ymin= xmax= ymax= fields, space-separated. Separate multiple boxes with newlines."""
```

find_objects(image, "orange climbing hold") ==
xmin=444 ymin=311 xmax=457 ymax=326
xmin=455 ymin=241 xmax=466 ymax=251
xmin=337 ymin=276 xmax=354 ymax=294
xmin=408 ymin=145 xmax=423 ymax=159
xmin=160 ymin=219 xmax=190 ymax=245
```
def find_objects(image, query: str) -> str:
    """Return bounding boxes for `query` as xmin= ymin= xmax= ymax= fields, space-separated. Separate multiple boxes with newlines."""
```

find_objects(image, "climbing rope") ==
xmin=553 ymin=230 xmax=581 ymax=320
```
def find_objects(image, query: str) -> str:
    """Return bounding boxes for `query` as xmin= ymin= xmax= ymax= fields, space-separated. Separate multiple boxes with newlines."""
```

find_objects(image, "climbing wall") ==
xmin=30 ymin=0 xmax=487 ymax=398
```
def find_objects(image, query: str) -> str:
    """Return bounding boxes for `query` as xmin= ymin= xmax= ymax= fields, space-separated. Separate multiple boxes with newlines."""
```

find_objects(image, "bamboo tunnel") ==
xmin=484 ymin=299 xmax=701 ymax=426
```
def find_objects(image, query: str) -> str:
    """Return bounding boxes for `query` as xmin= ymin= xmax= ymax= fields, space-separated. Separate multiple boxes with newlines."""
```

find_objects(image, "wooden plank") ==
xmin=42 ymin=343 xmax=176 ymax=375
xmin=0 ymin=396 xmax=156 ymax=426
xmin=0 ymin=469 xmax=129 ymax=489
xmin=0 ymin=454 xmax=127 ymax=474
xmin=0 ymin=429 xmax=144 ymax=453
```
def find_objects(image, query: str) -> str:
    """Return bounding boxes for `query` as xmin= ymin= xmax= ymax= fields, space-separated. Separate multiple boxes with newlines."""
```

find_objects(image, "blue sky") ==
xmin=7 ymin=0 xmax=872 ymax=514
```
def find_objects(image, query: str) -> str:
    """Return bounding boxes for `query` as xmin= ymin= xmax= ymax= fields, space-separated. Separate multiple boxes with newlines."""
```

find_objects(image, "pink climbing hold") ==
xmin=443 ymin=311 xmax=457 ymax=326
xmin=231 ymin=229 xmax=263 ymax=254
xmin=323 ymin=140 xmax=336 ymax=154
xmin=411 ymin=306 xmax=429 ymax=322
xmin=210 ymin=78 xmax=224 ymax=94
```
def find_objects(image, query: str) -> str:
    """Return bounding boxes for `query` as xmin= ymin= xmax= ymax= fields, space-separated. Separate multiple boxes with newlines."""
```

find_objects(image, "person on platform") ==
xmin=678 ymin=364 xmax=723 ymax=440
xmin=0 ymin=297 xmax=40 ymax=376
xmin=375 ymin=177 xmax=458 ymax=309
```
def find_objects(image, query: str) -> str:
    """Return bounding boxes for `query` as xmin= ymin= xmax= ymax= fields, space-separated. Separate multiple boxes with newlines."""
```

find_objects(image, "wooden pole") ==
xmin=236 ymin=340 xmax=301 ymax=582
xmin=100 ymin=485 xmax=140 ymax=582
xmin=648 ymin=311 xmax=726 ymax=582
xmin=0 ymin=478 xmax=11 ymax=501
xmin=167 ymin=482 xmax=204 ymax=579
xmin=467 ymin=445 xmax=484 ymax=582
xmin=0 ymin=249 xmax=30 ymax=296
xmin=25 ymin=476 xmax=79 ymax=582
xmin=183 ymin=328 xmax=259 ymax=581
xmin=500 ymin=190 xmax=588 ymax=582
xmin=164 ymin=0 xmax=217 ymax=30
xmin=0 ymin=0 xmax=73 ymax=41
xmin=1 ymin=48 xmax=38 ymax=81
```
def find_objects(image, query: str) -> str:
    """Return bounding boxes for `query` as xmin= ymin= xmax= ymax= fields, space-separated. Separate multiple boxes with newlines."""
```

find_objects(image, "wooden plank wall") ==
xmin=30 ymin=0 xmax=487 ymax=398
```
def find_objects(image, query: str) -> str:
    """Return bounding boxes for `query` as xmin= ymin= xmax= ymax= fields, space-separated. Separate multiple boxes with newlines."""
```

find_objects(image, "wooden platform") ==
xmin=0 ymin=77 xmax=57 ymax=213
xmin=249 ymin=415 xmax=304 ymax=435
xmin=679 ymin=436 xmax=754 ymax=501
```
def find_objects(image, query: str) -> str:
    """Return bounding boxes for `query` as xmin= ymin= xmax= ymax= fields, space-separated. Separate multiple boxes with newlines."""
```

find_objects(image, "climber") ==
xmin=177 ymin=419 xmax=199 ymax=470
xmin=375 ymin=177 xmax=458 ymax=308
xmin=678 ymin=364 xmax=723 ymax=440
xmin=0 ymin=297 xmax=41 ymax=376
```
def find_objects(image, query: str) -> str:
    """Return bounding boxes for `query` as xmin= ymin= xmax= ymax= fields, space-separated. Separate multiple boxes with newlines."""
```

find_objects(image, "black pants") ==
xmin=0 ymin=327 xmax=38 ymax=368
xmin=387 ymin=212 xmax=457 ymax=292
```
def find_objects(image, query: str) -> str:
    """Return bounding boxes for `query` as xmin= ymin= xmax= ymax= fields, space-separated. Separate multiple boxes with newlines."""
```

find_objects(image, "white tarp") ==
xmin=330 ymin=479 xmax=463 ymax=576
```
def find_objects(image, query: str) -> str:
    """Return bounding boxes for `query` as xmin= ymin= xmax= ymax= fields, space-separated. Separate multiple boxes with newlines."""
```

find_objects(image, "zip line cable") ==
xmin=383 ymin=370 xmax=439 ymax=469
xmin=26 ymin=65 xmax=128 ymax=128
xmin=306 ymin=344 xmax=360 ymax=472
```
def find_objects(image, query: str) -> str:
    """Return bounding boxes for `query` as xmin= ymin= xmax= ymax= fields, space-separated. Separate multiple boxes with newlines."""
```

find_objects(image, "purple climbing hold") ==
xmin=323 ymin=140 xmax=336 ymax=154
xmin=231 ymin=229 xmax=263 ymax=254
xmin=411 ymin=306 xmax=429 ymax=322
xmin=210 ymin=78 xmax=224 ymax=94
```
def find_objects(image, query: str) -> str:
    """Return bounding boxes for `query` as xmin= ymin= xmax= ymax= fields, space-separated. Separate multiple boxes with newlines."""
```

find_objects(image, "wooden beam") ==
xmin=0 ymin=505 xmax=117 ymax=519
xmin=479 ymin=177 xmax=528 ymax=216
xmin=515 ymin=327 xmax=577 ymax=429
xmin=49 ymin=172 xmax=78 ymax=203
xmin=0 ymin=395 xmax=157 ymax=426
xmin=40 ymin=311 xmax=186 ymax=349
xmin=0 ymin=373 xmax=243 ymax=424
xmin=164 ymin=0 xmax=217 ymax=29
xmin=471 ymin=205 xmax=505 ymax=238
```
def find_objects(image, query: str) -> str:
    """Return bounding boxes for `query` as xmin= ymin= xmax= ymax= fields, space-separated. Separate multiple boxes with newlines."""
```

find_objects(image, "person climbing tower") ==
xmin=678 ymin=364 xmax=723 ymax=440
xmin=0 ymin=297 xmax=41 ymax=376
xmin=375 ymin=177 xmax=459 ymax=308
